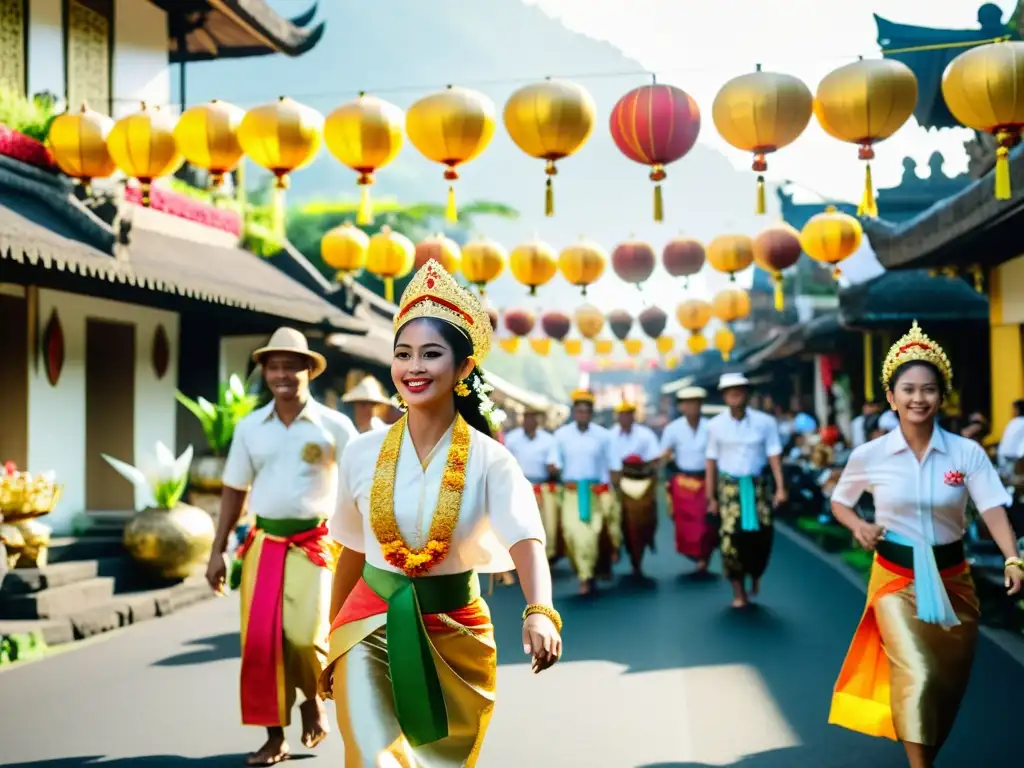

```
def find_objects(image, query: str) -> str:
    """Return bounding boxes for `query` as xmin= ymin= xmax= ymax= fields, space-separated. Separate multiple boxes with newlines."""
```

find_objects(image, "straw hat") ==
xmin=717 ymin=373 xmax=751 ymax=391
xmin=252 ymin=327 xmax=327 ymax=379
xmin=676 ymin=386 xmax=707 ymax=401
xmin=342 ymin=376 xmax=392 ymax=406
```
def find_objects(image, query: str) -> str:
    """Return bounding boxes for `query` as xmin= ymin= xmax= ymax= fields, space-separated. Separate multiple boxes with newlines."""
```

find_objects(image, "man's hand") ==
xmin=206 ymin=551 xmax=228 ymax=594
xmin=773 ymin=486 xmax=788 ymax=508
xmin=707 ymin=498 xmax=719 ymax=516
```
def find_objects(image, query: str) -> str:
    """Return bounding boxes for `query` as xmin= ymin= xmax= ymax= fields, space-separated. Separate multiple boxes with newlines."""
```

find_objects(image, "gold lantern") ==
xmin=800 ymin=205 xmax=863 ymax=279
xmin=106 ymin=103 xmax=183 ymax=206
xmin=564 ymin=339 xmax=583 ymax=356
xmin=594 ymin=339 xmax=615 ymax=356
xmin=173 ymin=99 xmax=245 ymax=187
xmin=406 ymin=85 xmax=496 ymax=223
xmin=460 ymin=238 xmax=507 ymax=295
xmin=530 ymin=337 xmax=553 ymax=356
xmin=711 ymin=286 xmax=751 ymax=323
xmin=676 ymin=298 xmax=712 ymax=355
xmin=366 ymin=225 xmax=415 ymax=303
xmin=503 ymin=78 xmax=596 ymax=216
xmin=324 ymin=93 xmax=404 ymax=224
xmin=559 ymin=238 xmax=608 ymax=296
xmin=814 ymin=59 xmax=918 ymax=217
xmin=714 ymin=327 xmax=736 ymax=361
xmin=574 ymin=304 xmax=605 ymax=340
xmin=706 ymin=234 xmax=754 ymax=281
xmin=321 ymin=222 xmax=370 ymax=282
xmin=238 ymin=97 xmax=323 ymax=189
xmin=623 ymin=338 xmax=644 ymax=357
xmin=942 ymin=41 xmax=1024 ymax=200
xmin=499 ymin=337 xmax=520 ymax=354
xmin=509 ymin=238 xmax=558 ymax=296
xmin=687 ymin=335 xmax=708 ymax=355
xmin=414 ymin=233 xmax=461 ymax=274
xmin=47 ymin=103 xmax=116 ymax=190
xmin=712 ymin=66 xmax=813 ymax=213
xmin=656 ymin=336 xmax=675 ymax=355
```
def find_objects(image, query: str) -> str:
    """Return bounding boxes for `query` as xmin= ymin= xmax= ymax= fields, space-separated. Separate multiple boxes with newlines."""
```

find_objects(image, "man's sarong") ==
xmin=667 ymin=467 xmax=717 ymax=562
xmin=319 ymin=564 xmax=495 ymax=767
xmin=830 ymin=541 xmax=978 ymax=747
xmin=237 ymin=516 xmax=337 ymax=727
xmin=716 ymin=473 xmax=773 ymax=580
xmin=559 ymin=481 xmax=615 ymax=582
xmin=619 ymin=464 xmax=657 ymax=571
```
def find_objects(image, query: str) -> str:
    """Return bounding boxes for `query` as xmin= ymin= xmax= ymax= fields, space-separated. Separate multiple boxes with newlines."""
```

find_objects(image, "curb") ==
xmin=776 ymin=522 xmax=1024 ymax=670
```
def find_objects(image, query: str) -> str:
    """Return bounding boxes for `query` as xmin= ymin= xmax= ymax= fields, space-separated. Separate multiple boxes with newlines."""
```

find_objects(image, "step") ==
xmin=48 ymin=536 xmax=125 ymax=563
xmin=0 ymin=576 xmax=114 ymax=620
xmin=0 ymin=617 xmax=75 ymax=647
xmin=1 ymin=560 xmax=100 ymax=595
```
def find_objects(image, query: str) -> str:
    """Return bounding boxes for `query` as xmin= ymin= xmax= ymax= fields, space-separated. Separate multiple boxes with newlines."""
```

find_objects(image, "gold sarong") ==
xmin=559 ymin=483 xmax=616 ymax=581
xmin=534 ymin=482 xmax=563 ymax=560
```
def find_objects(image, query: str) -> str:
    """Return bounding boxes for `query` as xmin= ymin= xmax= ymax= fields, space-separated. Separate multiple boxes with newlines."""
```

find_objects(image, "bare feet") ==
xmin=730 ymin=597 xmax=749 ymax=609
xmin=578 ymin=579 xmax=595 ymax=596
xmin=695 ymin=559 xmax=708 ymax=573
xmin=247 ymin=731 xmax=289 ymax=766
xmin=299 ymin=698 xmax=328 ymax=749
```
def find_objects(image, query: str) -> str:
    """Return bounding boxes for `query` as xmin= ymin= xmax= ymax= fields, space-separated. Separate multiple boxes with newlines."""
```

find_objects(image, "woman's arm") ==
xmin=329 ymin=547 xmax=366 ymax=623
xmin=510 ymin=539 xmax=552 ymax=607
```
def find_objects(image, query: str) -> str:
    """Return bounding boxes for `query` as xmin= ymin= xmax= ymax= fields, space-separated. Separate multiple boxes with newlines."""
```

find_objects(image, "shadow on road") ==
xmin=150 ymin=632 xmax=240 ymax=667
xmin=1 ymin=756 xmax=316 ymax=767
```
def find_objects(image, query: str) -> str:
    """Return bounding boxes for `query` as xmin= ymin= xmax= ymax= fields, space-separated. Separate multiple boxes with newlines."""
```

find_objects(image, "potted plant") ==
xmin=176 ymin=372 xmax=260 ymax=493
xmin=102 ymin=442 xmax=215 ymax=581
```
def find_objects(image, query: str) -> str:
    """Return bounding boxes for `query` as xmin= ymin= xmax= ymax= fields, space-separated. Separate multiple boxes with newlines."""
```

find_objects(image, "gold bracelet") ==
xmin=1005 ymin=557 xmax=1024 ymax=571
xmin=522 ymin=604 xmax=563 ymax=633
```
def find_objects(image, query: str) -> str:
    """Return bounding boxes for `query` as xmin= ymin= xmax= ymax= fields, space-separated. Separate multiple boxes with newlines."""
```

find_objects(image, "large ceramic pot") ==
xmin=123 ymin=504 xmax=216 ymax=580
xmin=189 ymin=456 xmax=226 ymax=493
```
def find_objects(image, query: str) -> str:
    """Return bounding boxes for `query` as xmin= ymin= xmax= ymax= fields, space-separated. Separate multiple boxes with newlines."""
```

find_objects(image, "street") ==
xmin=1 ymin=520 xmax=1022 ymax=767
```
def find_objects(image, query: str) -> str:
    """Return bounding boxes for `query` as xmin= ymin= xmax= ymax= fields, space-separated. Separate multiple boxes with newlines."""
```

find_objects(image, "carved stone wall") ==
xmin=0 ymin=0 xmax=26 ymax=95
xmin=66 ymin=0 xmax=112 ymax=115
xmin=965 ymin=131 xmax=998 ymax=179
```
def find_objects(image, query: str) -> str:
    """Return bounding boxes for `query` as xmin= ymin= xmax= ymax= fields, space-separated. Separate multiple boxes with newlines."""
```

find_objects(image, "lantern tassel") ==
xmin=545 ymin=177 xmax=554 ymax=217
xmin=721 ymin=350 xmax=731 ymax=362
xmin=140 ymin=180 xmax=152 ymax=208
xmin=446 ymin=185 xmax=458 ymax=223
xmin=357 ymin=185 xmax=373 ymax=226
xmin=384 ymin=277 xmax=395 ymax=304
xmin=995 ymin=145 xmax=1011 ymax=200
xmin=756 ymin=175 xmax=766 ymax=215
xmin=857 ymin=163 xmax=878 ymax=218
xmin=653 ymin=183 xmax=664 ymax=222
xmin=773 ymin=276 xmax=784 ymax=312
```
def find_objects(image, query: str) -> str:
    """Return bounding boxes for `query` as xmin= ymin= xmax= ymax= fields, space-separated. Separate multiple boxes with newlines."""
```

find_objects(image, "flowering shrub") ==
xmin=125 ymin=182 xmax=242 ymax=236
xmin=0 ymin=124 xmax=55 ymax=171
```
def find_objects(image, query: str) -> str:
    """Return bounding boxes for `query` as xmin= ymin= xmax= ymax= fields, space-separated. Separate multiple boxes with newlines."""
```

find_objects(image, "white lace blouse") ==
xmin=328 ymin=420 xmax=546 ymax=575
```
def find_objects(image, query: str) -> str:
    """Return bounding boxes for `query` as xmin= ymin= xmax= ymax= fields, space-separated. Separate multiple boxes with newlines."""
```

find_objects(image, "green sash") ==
xmin=362 ymin=563 xmax=481 ymax=747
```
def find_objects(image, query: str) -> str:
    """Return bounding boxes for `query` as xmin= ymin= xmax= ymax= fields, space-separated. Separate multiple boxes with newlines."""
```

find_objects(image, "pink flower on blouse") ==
xmin=943 ymin=470 xmax=965 ymax=487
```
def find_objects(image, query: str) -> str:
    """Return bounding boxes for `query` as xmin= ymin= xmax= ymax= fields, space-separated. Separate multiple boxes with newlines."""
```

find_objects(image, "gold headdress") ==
xmin=613 ymin=401 xmax=637 ymax=414
xmin=395 ymin=259 xmax=492 ymax=363
xmin=570 ymin=389 xmax=596 ymax=404
xmin=881 ymin=320 xmax=953 ymax=393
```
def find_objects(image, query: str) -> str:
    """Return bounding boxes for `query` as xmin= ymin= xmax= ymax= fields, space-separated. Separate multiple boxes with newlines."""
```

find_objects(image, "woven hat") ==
xmin=342 ymin=376 xmax=392 ymax=406
xmin=252 ymin=327 xmax=327 ymax=379
xmin=676 ymin=386 xmax=707 ymax=401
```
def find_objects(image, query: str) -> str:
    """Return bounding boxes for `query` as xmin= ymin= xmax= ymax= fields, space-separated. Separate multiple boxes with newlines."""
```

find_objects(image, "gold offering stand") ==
xmin=0 ymin=472 xmax=63 ymax=569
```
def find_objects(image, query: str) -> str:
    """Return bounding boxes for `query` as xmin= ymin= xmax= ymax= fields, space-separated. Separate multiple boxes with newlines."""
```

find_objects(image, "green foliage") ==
xmin=0 ymin=89 xmax=58 ymax=142
xmin=153 ymin=475 xmax=188 ymax=510
xmin=176 ymin=373 xmax=260 ymax=456
xmin=0 ymin=630 xmax=47 ymax=665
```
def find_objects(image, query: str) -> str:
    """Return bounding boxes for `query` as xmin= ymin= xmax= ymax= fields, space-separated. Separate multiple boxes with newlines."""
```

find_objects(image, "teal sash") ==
xmin=573 ymin=480 xmax=596 ymax=522
xmin=723 ymin=475 xmax=761 ymax=532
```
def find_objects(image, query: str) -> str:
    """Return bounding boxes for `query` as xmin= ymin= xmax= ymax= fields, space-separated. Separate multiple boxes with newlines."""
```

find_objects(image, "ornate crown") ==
xmin=570 ymin=389 xmax=596 ymax=404
xmin=395 ymin=259 xmax=492 ymax=363
xmin=881 ymin=320 xmax=953 ymax=393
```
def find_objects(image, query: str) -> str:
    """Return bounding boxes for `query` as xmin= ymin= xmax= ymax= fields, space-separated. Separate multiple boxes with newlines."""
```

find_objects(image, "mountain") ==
xmin=179 ymin=0 xmax=775 ymax=321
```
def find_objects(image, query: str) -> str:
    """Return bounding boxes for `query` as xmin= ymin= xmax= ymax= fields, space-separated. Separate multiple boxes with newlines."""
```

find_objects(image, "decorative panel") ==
xmin=66 ymin=0 xmax=112 ymax=114
xmin=0 ymin=0 xmax=26 ymax=96
xmin=152 ymin=324 xmax=170 ymax=379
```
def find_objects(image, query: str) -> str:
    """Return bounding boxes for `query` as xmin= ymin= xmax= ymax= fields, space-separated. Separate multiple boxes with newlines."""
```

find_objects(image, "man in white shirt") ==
xmin=661 ymin=386 xmax=716 ymax=575
xmin=609 ymin=401 xmax=662 ymax=580
xmin=997 ymin=400 xmax=1024 ymax=471
xmin=505 ymin=407 xmax=561 ymax=562
xmin=341 ymin=375 xmax=391 ymax=434
xmin=548 ymin=389 xmax=621 ymax=595
xmin=205 ymin=327 xmax=357 ymax=765
xmin=850 ymin=401 xmax=883 ymax=448
xmin=706 ymin=373 xmax=787 ymax=609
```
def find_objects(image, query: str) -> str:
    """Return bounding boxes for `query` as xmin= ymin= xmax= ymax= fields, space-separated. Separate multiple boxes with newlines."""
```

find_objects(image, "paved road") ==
xmin=2 ymin=518 xmax=1022 ymax=767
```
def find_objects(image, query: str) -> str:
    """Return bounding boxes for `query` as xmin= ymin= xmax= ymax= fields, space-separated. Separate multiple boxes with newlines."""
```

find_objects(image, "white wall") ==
xmin=220 ymin=335 xmax=267 ymax=385
xmin=27 ymin=289 xmax=180 ymax=533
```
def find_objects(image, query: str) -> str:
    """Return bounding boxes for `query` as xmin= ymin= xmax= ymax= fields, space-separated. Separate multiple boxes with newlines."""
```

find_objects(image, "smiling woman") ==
xmin=320 ymin=259 xmax=562 ymax=767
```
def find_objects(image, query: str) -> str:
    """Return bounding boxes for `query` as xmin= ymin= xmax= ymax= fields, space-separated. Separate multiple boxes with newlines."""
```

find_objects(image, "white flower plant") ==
xmin=102 ymin=442 xmax=194 ymax=510
xmin=473 ymin=371 xmax=507 ymax=431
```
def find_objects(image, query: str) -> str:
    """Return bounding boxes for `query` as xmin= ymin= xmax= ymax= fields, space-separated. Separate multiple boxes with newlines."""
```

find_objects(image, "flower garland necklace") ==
xmin=369 ymin=413 xmax=470 ymax=576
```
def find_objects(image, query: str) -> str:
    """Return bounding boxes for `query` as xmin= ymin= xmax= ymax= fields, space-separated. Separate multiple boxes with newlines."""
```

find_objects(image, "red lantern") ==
xmin=821 ymin=425 xmax=841 ymax=447
xmin=611 ymin=239 xmax=656 ymax=287
xmin=662 ymin=237 xmax=705 ymax=288
xmin=752 ymin=223 xmax=803 ymax=312
xmin=485 ymin=306 xmax=499 ymax=332
xmin=504 ymin=308 xmax=536 ymax=338
xmin=609 ymin=82 xmax=701 ymax=222
xmin=638 ymin=306 xmax=667 ymax=339
xmin=607 ymin=309 xmax=633 ymax=341
xmin=541 ymin=310 xmax=572 ymax=341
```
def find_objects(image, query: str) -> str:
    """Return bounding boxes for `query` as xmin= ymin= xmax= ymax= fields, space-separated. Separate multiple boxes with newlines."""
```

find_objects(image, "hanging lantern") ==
xmin=752 ymin=223 xmax=803 ymax=311
xmin=366 ymin=225 xmax=415 ymax=303
xmin=504 ymin=308 xmax=536 ymax=338
xmin=800 ymin=205 xmax=863 ymax=279
xmin=173 ymin=99 xmax=245 ymax=187
xmin=662 ymin=237 xmax=705 ymax=288
xmin=706 ymin=234 xmax=754 ymax=281
xmin=541 ymin=310 xmax=572 ymax=341
xmin=509 ymin=238 xmax=558 ymax=296
xmin=942 ymin=41 xmax=1024 ymax=201
xmin=665 ymin=353 xmax=680 ymax=369
xmin=687 ymin=335 xmax=708 ymax=355
xmin=406 ymin=85 xmax=496 ymax=223
xmin=503 ymin=78 xmax=596 ymax=216
xmin=677 ymin=298 xmax=712 ymax=354
xmin=638 ymin=306 xmax=668 ymax=339
xmin=574 ymin=304 xmax=604 ymax=340
xmin=623 ymin=338 xmax=644 ymax=357
xmin=460 ymin=238 xmax=507 ymax=295
xmin=712 ymin=66 xmax=813 ymax=214
xmin=814 ymin=59 xmax=918 ymax=217
xmin=611 ymin=239 xmax=656 ymax=287
xmin=414 ymin=233 xmax=462 ymax=274
xmin=499 ymin=337 xmax=520 ymax=354
xmin=238 ymin=96 xmax=323 ymax=190
xmin=711 ymin=286 xmax=751 ymax=324
xmin=47 ymin=103 xmax=116 ymax=191
xmin=607 ymin=309 xmax=634 ymax=341
xmin=324 ymin=93 xmax=404 ymax=225
xmin=714 ymin=327 xmax=736 ymax=361
xmin=594 ymin=339 xmax=615 ymax=356
xmin=106 ymin=103 xmax=183 ymax=207
xmin=609 ymin=82 xmax=701 ymax=221
xmin=530 ymin=337 xmax=553 ymax=356
xmin=656 ymin=336 xmax=675 ymax=355
xmin=564 ymin=339 xmax=583 ymax=356
xmin=321 ymin=222 xmax=370 ymax=282
xmin=559 ymin=238 xmax=607 ymax=296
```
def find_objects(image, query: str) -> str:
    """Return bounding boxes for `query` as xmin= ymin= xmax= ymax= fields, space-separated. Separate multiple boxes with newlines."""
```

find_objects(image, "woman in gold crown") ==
xmin=828 ymin=321 xmax=1024 ymax=768
xmin=319 ymin=260 xmax=562 ymax=767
